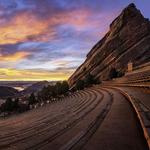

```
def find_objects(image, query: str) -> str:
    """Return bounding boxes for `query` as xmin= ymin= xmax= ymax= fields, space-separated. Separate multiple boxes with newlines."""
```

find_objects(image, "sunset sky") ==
xmin=0 ymin=0 xmax=149 ymax=81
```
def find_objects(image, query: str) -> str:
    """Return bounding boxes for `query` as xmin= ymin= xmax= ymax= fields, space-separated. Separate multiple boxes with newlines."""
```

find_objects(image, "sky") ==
xmin=0 ymin=0 xmax=149 ymax=81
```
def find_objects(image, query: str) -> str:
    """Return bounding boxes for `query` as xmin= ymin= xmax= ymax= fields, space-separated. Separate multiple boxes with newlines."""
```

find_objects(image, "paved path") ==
xmin=0 ymin=86 xmax=149 ymax=150
xmin=119 ymin=87 xmax=150 ymax=108
xmin=82 ymin=88 xmax=148 ymax=150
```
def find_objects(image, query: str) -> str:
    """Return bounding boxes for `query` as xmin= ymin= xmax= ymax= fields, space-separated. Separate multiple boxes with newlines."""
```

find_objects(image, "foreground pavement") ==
xmin=0 ymin=86 xmax=149 ymax=150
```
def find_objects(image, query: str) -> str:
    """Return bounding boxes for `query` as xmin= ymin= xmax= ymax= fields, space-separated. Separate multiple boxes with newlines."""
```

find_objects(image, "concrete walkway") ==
xmin=82 ymin=88 xmax=148 ymax=150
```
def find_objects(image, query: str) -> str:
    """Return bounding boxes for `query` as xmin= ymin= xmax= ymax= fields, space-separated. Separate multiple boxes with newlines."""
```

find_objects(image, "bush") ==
xmin=38 ymin=86 xmax=55 ymax=100
xmin=84 ymin=73 xmax=97 ymax=87
xmin=4 ymin=97 xmax=14 ymax=112
xmin=76 ymin=80 xmax=85 ymax=90
xmin=13 ymin=98 xmax=19 ymax=111
xmin=28 ymin=93 xmax=37 ymax=105
xmin=0 ymin=97 xmax=20 ymax=113
xmin=109 ymin=68 xmax=125 ymax=79
xmin=55 ymin=82 xmax=62 ymax=95
xmin=37 ymin=81 xmax=69 ymax=101
xmin=61 ymin=81 xmax=69 ymax=94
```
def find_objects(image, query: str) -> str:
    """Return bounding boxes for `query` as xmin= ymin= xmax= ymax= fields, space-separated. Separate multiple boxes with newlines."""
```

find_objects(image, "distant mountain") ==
xmin=68 ymin=3 xmax=150 ymax=87
xmin=0 ymin=81 xmax=37 ymax=89
xmin=21 ymin=81 xmax=49 ymax=95
xmin=0 ymin=86 xmax=19 ymax=98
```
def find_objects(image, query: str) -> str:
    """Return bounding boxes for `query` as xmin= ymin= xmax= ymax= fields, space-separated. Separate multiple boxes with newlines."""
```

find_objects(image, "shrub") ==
xmin=4 ymin=97 xmax=14 ymax=112
xmin=84 ymin=73 xmax=97 ymax=87
xmin=76 ymin=80 xmax=85 ymax=90
xmin=61 ymin=81 xmax=69 ymax=94
xmin=109 ymin=68 xmax=125 ymax=79
xmin=28 ymin=93 xmax=37 ymax=105
xmin=37 ymin=81 xmax=69 ymax=101
xmin=0 ymin=97 xmax=20 ymax=113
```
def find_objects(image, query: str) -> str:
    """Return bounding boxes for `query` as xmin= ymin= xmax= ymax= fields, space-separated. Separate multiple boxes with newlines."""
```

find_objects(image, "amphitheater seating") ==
xmin=103 ymin=63 xmax=150 ymax=88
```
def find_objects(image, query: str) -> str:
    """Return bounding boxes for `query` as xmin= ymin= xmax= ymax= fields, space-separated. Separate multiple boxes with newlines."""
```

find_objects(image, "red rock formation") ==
xmin=68 ymin=3 xmax=150 ymax=87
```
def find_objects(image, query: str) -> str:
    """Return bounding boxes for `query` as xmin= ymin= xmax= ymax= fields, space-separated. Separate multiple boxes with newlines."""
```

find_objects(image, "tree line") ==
xmin=37 ymin=81 xmax=69 ymax=102
xmin=0 ymin=97 xmax=29 ymax=115
xmin=0 ymin=69 xmax=125 ymax=116
xmin=28 ymin=81 xmax=69 ymax=105
xmin=0 ymin=81 xmax=69 ymax=115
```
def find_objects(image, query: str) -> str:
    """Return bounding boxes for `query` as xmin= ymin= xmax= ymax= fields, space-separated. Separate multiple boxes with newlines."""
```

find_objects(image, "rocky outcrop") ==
xmin=68 ymin=3 xmax=150 ymax=87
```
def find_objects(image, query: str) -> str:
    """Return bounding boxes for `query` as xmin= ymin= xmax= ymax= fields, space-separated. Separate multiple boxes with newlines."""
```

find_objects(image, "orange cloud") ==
xmin=0 ymin=51 xmax=30 ymax=62
xmin=0 ymin=9 xmax=91 ymax=44
xmin=0 ymin=12 xmax=52 ymax=44
xmin=51 ymin=9 xmax=91 ymax=30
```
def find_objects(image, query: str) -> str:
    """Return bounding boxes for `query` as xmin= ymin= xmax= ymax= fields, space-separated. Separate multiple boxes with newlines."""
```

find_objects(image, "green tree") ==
xmin=39 ymin=86 xmax=49 ymax=100
xmin=46 ymin=85 xmax=56 ymax=98
xmin=4 ymin=97 xmax=14 ymax=112
xmin=61 ymin=81 xmax=69 ymax=94
xmin=76 ymin=80 xmax=85 ymax=90
xmin=84 ymin=73 xmax=96 ymax=87
xmin=28 ymin=93 xmax=37 ymax=105
xmin=55 ymin=82 xmax=62 ymax=95
xmin=37 ymin=81 xmax=69 ymax=102
xmin=13 ymin=98 xmax=19 ymax=111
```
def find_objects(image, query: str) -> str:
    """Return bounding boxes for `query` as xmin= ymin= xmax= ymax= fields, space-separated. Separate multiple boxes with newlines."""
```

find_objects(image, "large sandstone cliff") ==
xmin=68 ymin=3 xmax=150 ymax=87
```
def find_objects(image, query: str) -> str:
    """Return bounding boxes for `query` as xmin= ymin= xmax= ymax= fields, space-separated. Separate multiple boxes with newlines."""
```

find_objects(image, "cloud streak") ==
xmin=0 ymin=68 xmax=72 ymax=81
xmin=0 ymin=6 xmax=93 ymax=45
xmin=0 ymin=51 xmax=30 ymax=62
xmin=0 ymin=12 xmax=53 ymax=44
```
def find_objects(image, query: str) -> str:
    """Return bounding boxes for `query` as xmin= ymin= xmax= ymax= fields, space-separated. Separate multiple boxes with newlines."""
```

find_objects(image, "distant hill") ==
xmin=21 ymin=81 xmax=49 ymax=95
xmin=68 ymin=3 xmax=150 ymax=87
xmin=0 ymin=86 xmax=19 ymax=98
xmin=0 ymin=81 xmax=37 ymax=89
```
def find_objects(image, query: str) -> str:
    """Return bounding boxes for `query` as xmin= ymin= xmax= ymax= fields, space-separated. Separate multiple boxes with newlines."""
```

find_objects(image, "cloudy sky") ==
xmin=0 ymin=0 xmax=149 ymax=81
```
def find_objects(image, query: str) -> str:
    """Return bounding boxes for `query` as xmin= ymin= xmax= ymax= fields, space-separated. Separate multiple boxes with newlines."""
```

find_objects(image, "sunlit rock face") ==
xmin=68 ymin=3 xmax=150 ymax=87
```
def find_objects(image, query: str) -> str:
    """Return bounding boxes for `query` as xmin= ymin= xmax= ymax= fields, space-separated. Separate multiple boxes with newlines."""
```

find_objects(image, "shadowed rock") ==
xmin=68 ymin=3 xmax=150 ymax=87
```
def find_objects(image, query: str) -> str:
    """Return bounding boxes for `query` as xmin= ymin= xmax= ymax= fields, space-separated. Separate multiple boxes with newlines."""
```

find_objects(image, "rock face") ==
xmin=68 ymin=3 xmax=150 ymax=87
